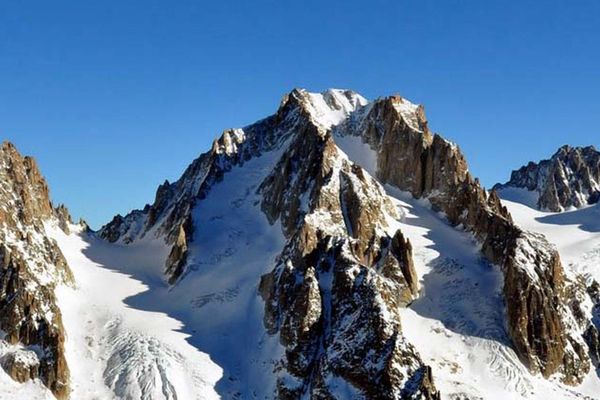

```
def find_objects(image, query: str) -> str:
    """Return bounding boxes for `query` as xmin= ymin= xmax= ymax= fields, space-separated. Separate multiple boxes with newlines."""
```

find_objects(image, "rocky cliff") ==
xmin=0 ymin=142 xmax=74 ymax=398
xmin=333 ymin=95 xmax=590 ymax=384
xmin=495 ymin=145 xmax=600 ymax=211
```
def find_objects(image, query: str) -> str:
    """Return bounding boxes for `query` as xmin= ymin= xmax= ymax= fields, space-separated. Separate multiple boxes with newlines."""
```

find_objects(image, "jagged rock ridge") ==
xmin=496 ymin=145 xmax=600 ymax=211
xmin=0 ymin=142 xmax=74 ymax=399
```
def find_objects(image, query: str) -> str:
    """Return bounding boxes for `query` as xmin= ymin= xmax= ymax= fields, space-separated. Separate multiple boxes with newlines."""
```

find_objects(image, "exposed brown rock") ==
xmin=0 ymin=141 xmax=73 ymax=398
xmin=344 ymin=96 xmax=589 ymax=384
xmin=383 ymin=230 xmax=419 ymax=306
xmin=258 ymin=98 xmax=436 ymax=398
xmin=496 ymin=145 xmax=600 ymax=211
xmin=0 ymin=350 xmax=40 ymax=383
xmin=53 ymin=204 xmax=73 ymax=234
xmin=165 ymin=216 xmax=192 ymax=284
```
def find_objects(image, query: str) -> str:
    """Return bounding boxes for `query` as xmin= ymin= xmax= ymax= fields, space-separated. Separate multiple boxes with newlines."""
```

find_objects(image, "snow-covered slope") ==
xmin=334 ymin=122 xmax=600 ymax=399
xmin=47 ymin=222 xmax=222 ymax=400
xmin=501 ymin=192 xmax=600 ymax=270
xmin=390 ymin=193 xmax=600 ymax=400
xmin=45 ymin=136 xmax=292 ymax=399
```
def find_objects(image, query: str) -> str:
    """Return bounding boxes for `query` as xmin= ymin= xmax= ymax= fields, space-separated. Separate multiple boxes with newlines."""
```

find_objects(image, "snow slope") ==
xmin=44 ymin=139 xmax=288 ymax=400
xmin=500 ymin=190 xmax=600 ymax=276
xmin=386 ymin=191 xmax=600 ymax=400
xmin=0 ymin=375 xmax=52 ymax=400
xmin=166 ymin=143 xmax=286 ymax=399
xmin=47 ymin=223 xmax=222 ymax=400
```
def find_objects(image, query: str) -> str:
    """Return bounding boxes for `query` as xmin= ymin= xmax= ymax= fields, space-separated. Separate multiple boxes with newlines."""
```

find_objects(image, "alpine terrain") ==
xmin=495 ymin=145 xmax=600 ymax=211
xmin=1 ymin=89 xmax=600 ymax=400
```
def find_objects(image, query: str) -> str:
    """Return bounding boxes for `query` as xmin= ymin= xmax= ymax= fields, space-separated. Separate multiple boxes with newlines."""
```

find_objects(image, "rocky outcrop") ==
xmin=258 ymin=100 xmax=435 ymax=397
xmin=334 ymin=95 xmax=590 ymax=384
xmin=502 ymin=233 xmax=589 ymax=382
xmin=495 ymin=145 xmax=600 ymax=211
xmin=583 ymin=280 xmax=600 ymax=367
xmin=260 ymin=233 xmax=436 ymax=399
xmin=53 ymin=204 xmax=73 ymax=234
xmin=0 ymin=349 xmax=40 ymax=383
xmin=164 ymin=216 xmax=192 ymax=284
xmin=0 ymin=141 xmax=73 ymax=398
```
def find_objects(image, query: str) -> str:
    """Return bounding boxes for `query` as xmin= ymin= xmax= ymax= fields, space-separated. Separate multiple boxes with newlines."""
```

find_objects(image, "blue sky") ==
xmin=1 ymin=1 xmax=599 ymax=228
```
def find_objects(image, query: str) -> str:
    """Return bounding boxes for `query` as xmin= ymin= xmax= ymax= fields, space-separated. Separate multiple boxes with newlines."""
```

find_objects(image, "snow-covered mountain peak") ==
xmin=388 ymin=94 xmax=425 ymax=132
xmin=92 ymin=89 xmax=599 ymax=399
xmin=283 ymin=88 xmax=368 ymax=130
xmin=284 ymin=88 xmax=426 ymax=135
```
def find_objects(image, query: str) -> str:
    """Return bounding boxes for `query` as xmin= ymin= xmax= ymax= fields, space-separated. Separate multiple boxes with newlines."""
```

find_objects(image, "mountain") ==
xmin=99 ymin=89 xmax=440 ymax=399
xmin=495 ymin=145 xmax=600 ymax=211
xmin=2 ymin=89 xmax=600 ymax=399
xmin=0 ymin=142 xmax=74 ymax=399
xmin=94 ymin=89 xmax=597 ymax=399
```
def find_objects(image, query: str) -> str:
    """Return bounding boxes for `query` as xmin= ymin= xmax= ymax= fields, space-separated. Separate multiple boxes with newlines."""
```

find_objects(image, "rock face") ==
xmin=333 ymin=95 xmax=590 ymax=384
xmin=0 ymin=348 xmax=41 ymax=383
xmin=257 ymin=94 xmax=429 ymax=398
xmin=583 ymin=280 xmax=600 ymax=367
xmin=0 ymin=142 xmax=74 ymax=398
xmin=496 ymin=145 xmax=600 ymax=211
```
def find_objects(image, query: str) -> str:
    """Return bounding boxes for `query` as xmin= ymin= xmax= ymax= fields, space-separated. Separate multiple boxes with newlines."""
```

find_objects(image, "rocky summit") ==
xmin=2 ymin=89 xmax=600 ymax=399
xmin=496 ymin=145 xmax=600 ymax=211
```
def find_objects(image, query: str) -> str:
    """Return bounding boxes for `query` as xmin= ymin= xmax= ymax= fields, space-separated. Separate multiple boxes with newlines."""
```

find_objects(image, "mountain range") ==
xmin=1 ymin=88 xmax=599 ymax=400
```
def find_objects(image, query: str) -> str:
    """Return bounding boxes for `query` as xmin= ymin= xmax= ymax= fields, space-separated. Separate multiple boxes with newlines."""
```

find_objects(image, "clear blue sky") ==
xmin=2 ymin=1 xmax=599 ymax=228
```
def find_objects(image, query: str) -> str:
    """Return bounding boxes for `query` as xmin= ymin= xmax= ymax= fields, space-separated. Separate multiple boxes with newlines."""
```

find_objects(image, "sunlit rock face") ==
xmin=0 ymin=142 xmax=74 ymax=399
xmin=496 ymin=145 xmax=600 ymax=211
xmin=328 ymin=94 xmax=589 ymax=384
